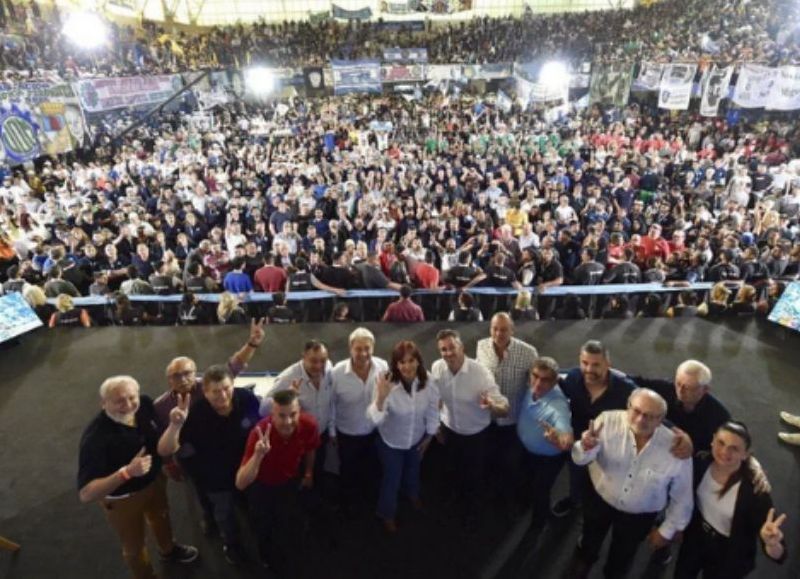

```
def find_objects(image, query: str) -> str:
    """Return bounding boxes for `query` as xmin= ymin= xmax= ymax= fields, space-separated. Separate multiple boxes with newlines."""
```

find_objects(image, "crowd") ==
xmin=77 ymin=317 xmax=792 ymax=578
xmin=0 ymin=0 xmax=799 ymax=79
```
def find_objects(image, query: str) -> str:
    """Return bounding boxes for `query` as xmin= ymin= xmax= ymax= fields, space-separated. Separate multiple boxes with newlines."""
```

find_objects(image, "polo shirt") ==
xmin=223 ymin=271 xmax=254 ymax=293
xmin=77 ymin=395 xmax=162 ymax=497
xmin=254 ymin=265 xmax=287 ymax=292
xmin=383 ymin=299 xmax=425 ymax=322
xmin=240 ymin=413 xmax=320 ymax=487
xmin=517 ymin=386 xmax=572 ymax=456
xmin=179 ymin=389 xmax=261 ymax=491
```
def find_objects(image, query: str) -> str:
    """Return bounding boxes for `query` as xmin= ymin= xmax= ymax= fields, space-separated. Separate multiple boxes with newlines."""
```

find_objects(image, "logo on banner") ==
xmin=309 ymin=71 xmax=322 ymax=89
xmin=0 ymin=105 xmax=40 ymax=164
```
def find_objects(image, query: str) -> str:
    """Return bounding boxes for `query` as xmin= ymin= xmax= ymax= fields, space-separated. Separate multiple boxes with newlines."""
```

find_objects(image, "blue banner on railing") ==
xmin=331 ymin=4 xmax=373 ymax=19
xmin=331 ymin=60 xmax=382 ymax=95
xmin=383 ymin=48 xmax=428 ymax=63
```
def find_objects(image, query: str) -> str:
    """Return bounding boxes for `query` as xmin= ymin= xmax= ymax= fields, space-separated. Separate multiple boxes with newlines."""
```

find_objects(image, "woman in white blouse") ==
xmin=367 ymin=341 xmax=440 ymax=532
xmin=675 ymin=422 xmax=787 ymax=579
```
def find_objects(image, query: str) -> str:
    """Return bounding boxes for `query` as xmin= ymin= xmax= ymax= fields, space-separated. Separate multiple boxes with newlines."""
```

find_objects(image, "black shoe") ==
xmin=160 ymin=544 xmax=199 ymax=564
xmin=551 ymin=497 xmax=575 ymax=518
xmin=223 ymin=544 xmax=248 ymax=566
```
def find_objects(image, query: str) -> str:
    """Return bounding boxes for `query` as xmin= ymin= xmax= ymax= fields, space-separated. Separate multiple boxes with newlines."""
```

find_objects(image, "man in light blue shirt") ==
xmin=517 ymin=356 xmax=573 ymax=531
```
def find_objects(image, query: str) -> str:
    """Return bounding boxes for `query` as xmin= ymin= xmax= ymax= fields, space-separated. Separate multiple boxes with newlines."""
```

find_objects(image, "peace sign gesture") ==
xmin=254 ymin=424 xmax=272 ymax=458
xmin=289 ymin=378 xmax=304 ymax=394
xmin=168 ymin=393 xmax=191 ymax=426
xmin=581 ymin=419 xmax=603 ymax=451
xmin=249 ymin=317 xmax=267 ymax=347
xmin=760 ymin=508 xmax=787 ymax=549
xmin=539 ymin=420 xmax=560 ymax=447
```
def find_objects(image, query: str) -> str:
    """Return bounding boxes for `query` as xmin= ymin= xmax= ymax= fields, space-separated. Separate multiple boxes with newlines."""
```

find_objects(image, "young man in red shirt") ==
xmin=236 ymin=389 xmax=319 ymax=571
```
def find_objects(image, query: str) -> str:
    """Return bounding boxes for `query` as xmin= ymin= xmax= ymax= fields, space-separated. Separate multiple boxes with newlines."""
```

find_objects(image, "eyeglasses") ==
xmin=629 ymin=405 xmax=662 ymax=421
xmin=169 ymin=370 xmax=195 ymax=380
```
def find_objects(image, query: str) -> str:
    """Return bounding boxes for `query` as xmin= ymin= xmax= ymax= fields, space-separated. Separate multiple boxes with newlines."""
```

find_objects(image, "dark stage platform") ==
xmin=1 ymin=318 xmax=799 ymax=579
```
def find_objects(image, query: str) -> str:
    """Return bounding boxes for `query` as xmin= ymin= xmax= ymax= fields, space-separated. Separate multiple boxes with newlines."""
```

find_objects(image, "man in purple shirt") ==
xmin=381 ymin=285 xmax=425 ymax=322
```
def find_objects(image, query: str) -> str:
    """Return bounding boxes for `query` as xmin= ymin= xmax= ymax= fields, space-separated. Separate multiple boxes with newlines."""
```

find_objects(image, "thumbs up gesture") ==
xmin=126 ymin=447 xmax=153 ymax=478
xmin=581 ymin=419 xmax=603 ymax=451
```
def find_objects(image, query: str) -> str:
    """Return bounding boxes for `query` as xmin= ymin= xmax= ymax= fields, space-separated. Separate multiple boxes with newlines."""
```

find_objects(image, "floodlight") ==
xmin=62 ymin=12 xmax=108 ymax=50
xmin=539 ymin=61 xmax=570 ymax=89
xmin=245 ymin=67 xmax=276 ymax=96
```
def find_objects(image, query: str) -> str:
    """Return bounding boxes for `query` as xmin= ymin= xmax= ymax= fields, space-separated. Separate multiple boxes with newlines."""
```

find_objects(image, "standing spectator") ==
xmin=223 ymin=257 xmax=254 ymax=294
xmin=49 ymin=293 xmax=91 ymax=327
xmin=382 ymin=285 xmax=425 ymax=322
xmin=254 ymin=252 xmax=287 ymax=293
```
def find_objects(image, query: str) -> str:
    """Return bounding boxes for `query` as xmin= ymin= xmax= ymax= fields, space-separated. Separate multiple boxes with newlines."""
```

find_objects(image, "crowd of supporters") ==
xmin=0 ymin=0 xmax=799 ymax=79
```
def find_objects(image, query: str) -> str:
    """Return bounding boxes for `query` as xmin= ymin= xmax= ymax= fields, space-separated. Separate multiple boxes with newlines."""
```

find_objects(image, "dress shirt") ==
xmin=260 ymin=360 xmax=334 ymax=433
xmin=517 ymin=386 xmax=572 ymax=456
xmin=431 ymin=357 xmax=507 ymax=436
xmin=476 ymin=337 xmax=538 ymax=426
xmin=572 ymin=409 xmax=693 ymax=540
xmin=366 ymin=378 xmax=441 ymax=450
xmin=330 ymin=357 xmax=389 ymax=437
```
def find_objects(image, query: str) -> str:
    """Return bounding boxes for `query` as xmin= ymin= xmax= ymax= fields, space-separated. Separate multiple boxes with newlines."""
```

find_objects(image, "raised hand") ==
xmin=581 ymin=419 xmax=603 ymax=451
xmin=760 ymin=508 xmax=786 ymax=548
xmin=669 ymin=427 xmax=693 ymax=460
xmin=249 ymin=317 xmax=266 ymax=346
xmin=479 ymin=390 xmax=493 ymax=410
xmin=289 ymin=378 xmax=303 ymax=393
xmin=169 ymin=393 xmax=191 ymax=426
xmin=254 ymin=424 xmax=272 ymax=458
xmin=376 ymin=372 xmax=394 ymax=402
xmin=539 ymin=420 xmax=560 ymax=447
xmin=127 ymin=447 xmax=153 ymax=478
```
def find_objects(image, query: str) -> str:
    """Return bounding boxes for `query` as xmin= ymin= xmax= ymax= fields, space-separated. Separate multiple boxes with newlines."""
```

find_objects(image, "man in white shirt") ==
xmin=475 ymin=313 xmax=538 ymax=509
xmin=330 ymin=327 xmax=388 ymax=514
xmin=568 ymin=388 xmax=693 ymax=579
xmin=431 ymin=329 xmax=509 ymax=529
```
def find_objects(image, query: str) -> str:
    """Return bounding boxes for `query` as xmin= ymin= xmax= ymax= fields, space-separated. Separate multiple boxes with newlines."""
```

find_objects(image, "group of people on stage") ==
xmin=77 ymin=315 xmax=787 ymax=578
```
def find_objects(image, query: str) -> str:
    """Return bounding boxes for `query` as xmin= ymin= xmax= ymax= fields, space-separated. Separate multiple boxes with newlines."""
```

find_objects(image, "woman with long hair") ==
xmin=216 ymin=292 xmax=247 ymax=325
xmin=367 ymin=341 xmax=440 ymax=533
xmin=49 ymin=293 xmax=91 ymax=328
xmin=674 ymin=422 xmax=787 ymax=578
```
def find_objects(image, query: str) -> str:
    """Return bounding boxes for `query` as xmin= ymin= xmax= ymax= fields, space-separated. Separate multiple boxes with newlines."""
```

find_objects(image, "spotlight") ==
xmin=244 ymin=67 xmax=276 ymax=97
xmin=539 ymin=61 xmax=570 ymax=89
xmin=62 ymin=12 xmax=108 ymax=50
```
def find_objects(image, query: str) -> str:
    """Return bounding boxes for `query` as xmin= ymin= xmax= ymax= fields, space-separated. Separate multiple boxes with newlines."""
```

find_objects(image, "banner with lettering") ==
xmin=74 ymin=75 xmax=184 ymax=113
xmin=658 ymin=63 xmax=697 ymax=110
xmin=383 ymin=48 xmax=428 ymax=63
xmin=331 ymin=60 xmax=382 ymax=95
xmin=381 ymin=64 xmax=427 ymax=83
xmin=732 ymin=64 xmax=777 ymax=109
xmin=699 ymin=65 xmax=734 ymax=116
xmin=767 ymin=66 xmax=800 ymax=111
xmin=331 ymin=4 xmax=372 ymax=19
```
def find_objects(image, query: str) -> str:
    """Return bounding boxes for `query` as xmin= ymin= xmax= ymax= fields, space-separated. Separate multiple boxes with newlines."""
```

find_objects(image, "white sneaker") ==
xmin=778 ymin=432 xmax=800 ymax=446
xmin=779 ymin=411 xmax=800 ymax=429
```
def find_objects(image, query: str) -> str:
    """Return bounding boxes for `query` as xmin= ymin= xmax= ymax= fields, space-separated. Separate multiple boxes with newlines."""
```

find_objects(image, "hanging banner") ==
xmin=496 ymin=90 xmax=512 ymax=113
xmin=331 ymin=4 xmax=372 ymax=19
xmin=303 ymin=67 xmax=327 ymax=96
xmin=767 ymin=66 xmax=800 ymax=111
xmin=632 ymin=62 xmax=664 ymax=91
xmin=658 ymin=63 xmax=697 ymax=110
xmin=382 ymin=48 xmax=428 ymax=63
xmin=699 ymin=64 xmax=734 ymax=117
xmin=733 ymin=64 xmax=777 ymax=109
xmin=382 ymin=0 xmax=413 ymax=14
xmin=426 ymin=64 xmax=463 ymax=82
xmin=331 ymin=60 xmax=382 ymax=95
xmin=0 ymin=104 xmax=40 ymax=166
xmin=589 ymin=63 xmax=633 ymax=107
xmin=473 ymin=63 xmax=514 ymax=80
xmin=74 ymin=75 xmax=184 ymax=113
xmin=189 ymin=70 xmax=237 ymax=111
xmin=381 ymin=64 xmax=427 ymax=83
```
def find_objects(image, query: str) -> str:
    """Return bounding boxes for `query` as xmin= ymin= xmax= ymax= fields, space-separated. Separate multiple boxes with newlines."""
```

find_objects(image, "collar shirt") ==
xmin=260 ymin=360 xmax=334 ymax=433
xmin=366 ymin=378 xmax=441 ymax=449
xmin=476 ymin=337 xmax=538 ymax=426
xmin=431 ymin=357 xmax=506 ymax=435
xmin=330 ymin=356 xmax=389 ymax=436
xmin=517 ymin=386 xmax=572 ymax=456
xmin=572 ymin=409 xmax=693 ymax=540
xmin=559 ymin=368 xmax=635 ymax=435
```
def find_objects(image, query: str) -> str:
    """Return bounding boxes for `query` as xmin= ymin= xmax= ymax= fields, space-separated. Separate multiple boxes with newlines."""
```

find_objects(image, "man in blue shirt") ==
xmin=517 ymin=357 xmax=573 ymax=531
xmin=223 ymin=257 xmax=253 ymax=294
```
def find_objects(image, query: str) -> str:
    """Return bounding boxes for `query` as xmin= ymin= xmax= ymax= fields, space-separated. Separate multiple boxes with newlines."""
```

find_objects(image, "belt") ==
xmin=700 ymin=518 xmax=727 ymax=540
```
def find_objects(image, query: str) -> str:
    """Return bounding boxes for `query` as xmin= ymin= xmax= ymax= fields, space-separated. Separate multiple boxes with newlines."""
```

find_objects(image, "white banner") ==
xmin=767 ymin=66 xmax=800 ymax=111
xmin=699 ymin=65 xmax=734 ymax=117
xmin=74 ymin=75 xmax=184 ymax=113
xmin=658 ymin=63 xmax=697 ymax=110
xmin=733 ymin=64 xmax=777 ymax=108
xmin=426 ymin=64 xmax=463 ymax=82
xmin=633 ymin=62 xmax=664 ymax=91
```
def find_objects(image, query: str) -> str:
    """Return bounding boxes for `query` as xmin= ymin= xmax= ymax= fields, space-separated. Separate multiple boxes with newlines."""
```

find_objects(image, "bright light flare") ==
xmin=62 ymin=12 xmax=108 ymax=50
xmin=539 ymin=61 xmax=570 ymax=89
xmin=245 ymin=67 xmax=276 ymax=96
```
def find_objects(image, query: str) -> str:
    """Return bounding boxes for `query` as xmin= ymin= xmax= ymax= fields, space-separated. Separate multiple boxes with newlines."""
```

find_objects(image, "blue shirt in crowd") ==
xmin=517 ymin=385 xmax=572 ymax=457
xmin=223 ymin=271 xmax=253 ymax=293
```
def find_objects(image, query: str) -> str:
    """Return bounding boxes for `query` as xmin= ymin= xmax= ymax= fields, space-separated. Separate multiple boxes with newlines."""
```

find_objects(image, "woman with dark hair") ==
xmin=675 ymin=422 xmax=787 ymax=579
xmin=367 ymin=341 xmax=440 ymax=532
xmin=448 ymin=291 xmax=483 ymax=322
xmin=637 ymin=293 xmax=664 ymax=318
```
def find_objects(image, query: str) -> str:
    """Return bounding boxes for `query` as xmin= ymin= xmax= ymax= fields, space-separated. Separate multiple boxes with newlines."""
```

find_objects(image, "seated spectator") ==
xmin=758 ymin=282 xmax=786 ymax=316
xmin=731 ymin=285 xmax=758 ymax=316
xmin=382 ymin=285 xmax=425 ymax=323
xmin=43 ymin=266 xmax=80 ymax=298
xmin=511 ymin=290 xmax=539 ymax=322
xmin=150 ymin=262 xmax=182 ymax=295
xmin=23 ymin=284 xmax=55 ymax=324
xmin=667 ymin=291 xmax=700 ymax=318
xmin=89 ymin=272 xmax=111 ymax=296
xmin=49 ymin=294 xmax=91 ymax=328
xmin=637 ymin=293 xmax=665 ymax=318
xmin=217 ymin=292 xmax=247 ymax=325
xmin=120 ymin=265 xmax=155 ymax=296
xmin=602 ymin=295 xmax=633 ymax=319
xmin=554 ymin=294 xmax=587 ymax=320
xmin=111 ymin=294 xmax=146 ymax=326
xmin=331 ymin=302 xmax=354 ymax=323
xmin=185 ymin=262 xmax=214 ymax=294
xmin=448 ymin=291 xmax=483 ymax=322
xmin=699 ymin=283 xmax=733 ymax=318
xmin=267 ymin=292 xmax=295 ymax=324
xmin=178 ymin=292 xmax=209 ymax=325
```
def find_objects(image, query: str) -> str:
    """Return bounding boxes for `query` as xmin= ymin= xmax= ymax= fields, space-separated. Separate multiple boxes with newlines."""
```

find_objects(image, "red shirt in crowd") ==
xmin=253 ymin=265 xmax=287 ymax=292
xmin=413 ymin=262 xmax=440 ymax=289
xmin=641 ymin=235 xmax=671 ymax=262
xmin=240 ymin=413 xmax=320 ymax=487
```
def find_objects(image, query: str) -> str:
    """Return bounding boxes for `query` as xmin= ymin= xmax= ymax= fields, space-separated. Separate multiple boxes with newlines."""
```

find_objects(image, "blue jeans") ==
xmin=375 ymin=436 xmax=422 ymax=520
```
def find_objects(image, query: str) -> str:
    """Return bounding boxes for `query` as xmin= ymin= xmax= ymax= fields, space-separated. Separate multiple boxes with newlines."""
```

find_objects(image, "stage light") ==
xmin=539 ymin=61 xmax=570 ymax=89
xmin=62 ymin=12 xmax=108 ymax=50
xmin=244 ymin=66 xmax=276 ymax=96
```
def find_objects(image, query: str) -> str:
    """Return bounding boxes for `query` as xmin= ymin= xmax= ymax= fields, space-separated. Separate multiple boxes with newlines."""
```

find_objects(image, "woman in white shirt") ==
xmin=675 ymin=422 xmax=787 ymax=579
xmin=367 ymin=341 xmax=440 ymax=532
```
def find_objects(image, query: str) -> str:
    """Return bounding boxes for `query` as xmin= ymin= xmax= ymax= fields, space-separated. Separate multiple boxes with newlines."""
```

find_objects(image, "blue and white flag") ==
xmin=331 ymin=60 xmax=382 ymax=95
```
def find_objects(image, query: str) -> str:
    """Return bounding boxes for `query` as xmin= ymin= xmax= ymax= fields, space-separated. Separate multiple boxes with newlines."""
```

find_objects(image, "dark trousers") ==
xmin=486 ymin=423 xmax=525 ymax=503
xmin=577 ymin=483 xmax=658 ymax=578
xmin=441 ymin=425 xmax=488 ymax=517
xmin=336 ymin=430 xmax=377 ymax=507
xmin=247 ymin=481 xmax=301 ymax=567
xmin=675 ymin=515 xmax=740 ymax=579
xmin=568 ymin=459 xmax=591 ymax=504
xmin=523 ymin=452 xmax=567 ymax=527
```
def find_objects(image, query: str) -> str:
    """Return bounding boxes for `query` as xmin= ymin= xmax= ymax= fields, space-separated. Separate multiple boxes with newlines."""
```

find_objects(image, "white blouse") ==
xmin=697 ymin=468 xmax=740 ymax=538
xmin=366 ymin=378 xmax=440 ymax=450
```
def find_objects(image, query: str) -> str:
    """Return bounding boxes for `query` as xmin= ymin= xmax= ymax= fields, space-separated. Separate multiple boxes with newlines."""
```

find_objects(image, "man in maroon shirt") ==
xmin=253 ymin=252 xmax=287 ymax=292
xmin=236 ymin=389 xmax=319 ymax=570
xmin=381 ymin=284 xmax=425 ymax=322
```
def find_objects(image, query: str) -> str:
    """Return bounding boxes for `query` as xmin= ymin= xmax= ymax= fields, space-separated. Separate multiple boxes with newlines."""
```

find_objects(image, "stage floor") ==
xmin=1 ymin=318 xmax=799 ymax=579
